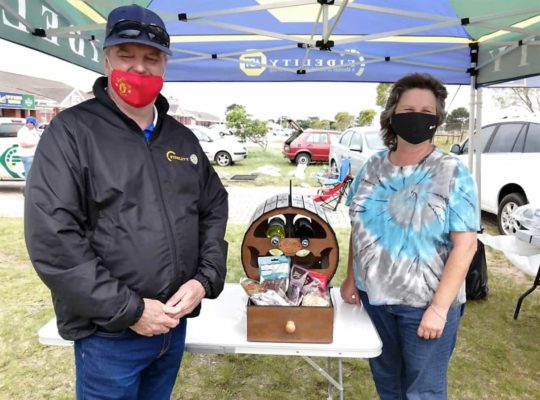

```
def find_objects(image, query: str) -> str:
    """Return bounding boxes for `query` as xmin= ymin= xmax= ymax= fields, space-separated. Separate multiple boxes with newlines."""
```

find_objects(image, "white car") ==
xmin=0 ymin=117 xmax=26 ymax=180
xmin=186 ymin=125 xmax=247 ymax=167
xmin=450 ymin=116 xmax=540 ymax=235
xmin=329 ymin=127 xmax=385 ymax=176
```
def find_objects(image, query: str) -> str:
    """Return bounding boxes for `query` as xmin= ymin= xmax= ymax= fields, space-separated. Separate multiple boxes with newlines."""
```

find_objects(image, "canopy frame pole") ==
xmin=390 ymin=59 xmax=466 ymax=72
xmin=168 ymin=44 xmax=299 ymax=63
xmin=43 ymin=23 xmax=103 ymax=36
xmin=176 ymin=0 xmax=314 ymax=20
xmin=0 ymin=0 xmax=36 ymax=32
xmin=185 ymin=18 xmax=316 ymax=46
xmin=343 ymin=2 xmax=540 ymax=25
xmin=335 ymin=20 xmax=463 ymax=46
xmin=324 ymin=0 xmax=350 ymax=43
xmin=300 ymin=6 xmax=323 ymax=70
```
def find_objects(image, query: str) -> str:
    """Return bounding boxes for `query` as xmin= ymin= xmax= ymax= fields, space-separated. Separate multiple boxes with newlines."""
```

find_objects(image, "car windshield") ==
xmin=0 ymin=123 xmax=24 ymax=138
xmin=365 ymin=132 xmax=385 ymax=149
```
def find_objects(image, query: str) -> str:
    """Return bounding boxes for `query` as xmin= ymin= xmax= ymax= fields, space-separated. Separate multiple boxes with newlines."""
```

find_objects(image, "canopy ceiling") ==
xmin=0 ymin=0 xmax=539 ymax=86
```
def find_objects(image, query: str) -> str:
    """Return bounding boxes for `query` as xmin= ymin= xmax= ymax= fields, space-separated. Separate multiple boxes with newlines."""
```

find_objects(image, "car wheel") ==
xmin=330 ymin=160 xmax=338 ymax=175
xmin=497 ymin=193 xmax=526 ymax=235
xmin=215 ymin=151 xmax=232 ymax=167
xmin=295 ymin=153 xmax=311 ymax=165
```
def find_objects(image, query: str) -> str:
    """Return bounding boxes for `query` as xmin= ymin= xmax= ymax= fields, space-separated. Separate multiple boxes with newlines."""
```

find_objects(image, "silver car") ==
xmin=329 ymin=127 xmax=385 ymax=177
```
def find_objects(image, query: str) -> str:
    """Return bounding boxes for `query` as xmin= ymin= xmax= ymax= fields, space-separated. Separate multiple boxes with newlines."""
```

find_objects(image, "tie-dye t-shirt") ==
xmin=347 ymin=148 xmax=479 ymax=307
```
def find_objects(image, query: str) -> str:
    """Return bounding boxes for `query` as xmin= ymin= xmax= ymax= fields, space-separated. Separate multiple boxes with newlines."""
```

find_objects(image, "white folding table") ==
xmin=39 ymin=283 xmax=382 ymax=399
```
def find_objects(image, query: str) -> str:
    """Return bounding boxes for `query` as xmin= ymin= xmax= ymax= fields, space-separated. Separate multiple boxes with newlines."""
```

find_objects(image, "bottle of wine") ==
xmin=266 ymin=215 xmax=286 ymax=246
xmin=293 ymin=214 xmax=314 ymax=256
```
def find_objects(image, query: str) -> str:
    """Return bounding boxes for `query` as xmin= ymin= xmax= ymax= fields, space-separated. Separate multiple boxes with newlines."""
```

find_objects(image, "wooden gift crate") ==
xmin=241 ymin=192 xmax=339 ymax=343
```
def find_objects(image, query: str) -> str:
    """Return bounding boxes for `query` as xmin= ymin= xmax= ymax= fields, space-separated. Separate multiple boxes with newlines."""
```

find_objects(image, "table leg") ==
xmin=513 ymin=264 xmax=540 ymax=320
xmin=301 ymin=356 xmax=344 ymax=399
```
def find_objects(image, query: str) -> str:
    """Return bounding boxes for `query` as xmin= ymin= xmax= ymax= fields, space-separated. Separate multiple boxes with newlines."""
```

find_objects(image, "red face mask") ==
xmin=110 ymin=69 xmax=163 ymax=108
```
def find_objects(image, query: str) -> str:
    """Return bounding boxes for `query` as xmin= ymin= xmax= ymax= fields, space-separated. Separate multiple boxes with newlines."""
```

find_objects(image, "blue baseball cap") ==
xmin=103 ymin=4 xmax=171 ymax=55
xmin=26 ymin=116 xmax=37 ymax=126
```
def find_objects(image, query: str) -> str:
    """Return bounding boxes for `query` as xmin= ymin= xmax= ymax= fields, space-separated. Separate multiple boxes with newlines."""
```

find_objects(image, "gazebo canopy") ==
xmin=0 ymin=1 xmax=539 ymax=86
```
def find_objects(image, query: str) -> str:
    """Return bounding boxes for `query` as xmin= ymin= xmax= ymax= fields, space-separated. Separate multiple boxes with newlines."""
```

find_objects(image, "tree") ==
xmin=356 ymin=109 xmax=377 ymax=126
xmin=245 ymin=119 xmax=268 ymax=150
xmin=225 ymin=104 xmax=249 ymax=140
xmin=225 ymin=104 xmax=268 ymax=149
xmin=296 ymin=119 xmax=312 ymax=130
xmin=376 ymin=83 xmax=392 ymax=108
xmin=311 ymin=119 xmax=331 ymax=129
xmin=225 ymin=103 xmax=244 ymax=114
xmin=492 ymin=88 xmax=540 ymax=114
xmin=334 ymin=112 xmax=354 ymax=131
xmin=445 ymin=107 xmax=469 ymax=132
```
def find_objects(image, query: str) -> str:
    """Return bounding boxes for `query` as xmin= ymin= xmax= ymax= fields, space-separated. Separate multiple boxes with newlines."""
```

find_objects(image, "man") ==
xmin=24 ymin=5 xmax=228 ymax=399
xmin=17 ymin=116 xmax=40 ymax=178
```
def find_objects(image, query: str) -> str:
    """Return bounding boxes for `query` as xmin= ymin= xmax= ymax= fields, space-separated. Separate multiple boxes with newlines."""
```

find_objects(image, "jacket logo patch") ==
xmin=166 ymin=151 xmax=189 ymax=162
xmin=190 ymin=154 xmax=198 ymax=165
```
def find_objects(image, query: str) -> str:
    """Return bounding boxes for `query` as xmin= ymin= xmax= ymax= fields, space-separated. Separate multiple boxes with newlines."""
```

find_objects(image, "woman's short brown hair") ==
xmin=380 ymin=73 xmax=448 ymax=150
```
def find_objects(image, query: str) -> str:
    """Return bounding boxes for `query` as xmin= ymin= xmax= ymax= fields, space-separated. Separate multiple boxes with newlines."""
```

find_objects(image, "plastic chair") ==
xmin=317 ymin=159 xmax=351 ymax=187
xmin=311 ymin=174 xmax=353 ymax=211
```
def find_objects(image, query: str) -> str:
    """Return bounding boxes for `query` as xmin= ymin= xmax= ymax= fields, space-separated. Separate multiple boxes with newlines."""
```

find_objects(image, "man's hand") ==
xmin=164 ymin=279 xmax=206 ymax=319
xmin=130 ymin=298 xmax=180 ymax=337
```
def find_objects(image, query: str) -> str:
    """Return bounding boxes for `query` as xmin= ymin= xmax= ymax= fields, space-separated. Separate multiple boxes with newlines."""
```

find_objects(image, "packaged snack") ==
xmin=258 ymin=255 xmax=291 ymax=293
xmin=302 ymin=290 xmax=331 ymax=307
xmin=250 ymin=289 xmax=292 ymax=306
xmin=286 ymin=265 xmax=309 ymax=306
xmin=240 ymin=277 xmax=266 ymax=296
xmin=307 ymin=270 xmax=329 ymax=291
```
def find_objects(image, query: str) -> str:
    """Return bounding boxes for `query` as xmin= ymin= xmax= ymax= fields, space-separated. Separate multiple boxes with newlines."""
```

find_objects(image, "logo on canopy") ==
xmin=240 ymin=51 xmax=267 ymax=76
xmin=238 ymin=48 xmax=366 ymax=77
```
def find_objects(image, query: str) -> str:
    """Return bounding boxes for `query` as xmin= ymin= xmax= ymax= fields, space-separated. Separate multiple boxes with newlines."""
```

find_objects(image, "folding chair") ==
xmin=316 ymin=159 xmax=351 ymax=187
xmin=311 ymin=174 xmax=353 ymax=211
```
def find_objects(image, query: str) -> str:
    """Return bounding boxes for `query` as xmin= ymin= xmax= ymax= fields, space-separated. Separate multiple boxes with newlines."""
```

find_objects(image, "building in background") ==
xmin=0 ymin=71 xmax=91 ymax=123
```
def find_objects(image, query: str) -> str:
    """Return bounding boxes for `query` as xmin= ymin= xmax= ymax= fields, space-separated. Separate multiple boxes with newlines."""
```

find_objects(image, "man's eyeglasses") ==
xmin=107 ymin=20 xmax=170 ymax=48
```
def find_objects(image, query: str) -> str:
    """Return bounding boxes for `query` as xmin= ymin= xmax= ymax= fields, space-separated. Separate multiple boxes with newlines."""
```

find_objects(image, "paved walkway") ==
xmin=0 ymin=183 xmax=351 ymax=228
xmin=226 ymin=185 xmax=350 ymax=228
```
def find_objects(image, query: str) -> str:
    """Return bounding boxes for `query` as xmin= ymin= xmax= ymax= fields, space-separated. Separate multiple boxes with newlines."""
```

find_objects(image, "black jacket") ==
xmin=24 ymin=77 xmax=228 ymax=340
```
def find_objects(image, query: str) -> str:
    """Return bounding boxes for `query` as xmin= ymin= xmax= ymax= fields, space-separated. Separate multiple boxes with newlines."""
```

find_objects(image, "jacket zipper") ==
xmin=144 ymin=136 xmax=179 ymax=297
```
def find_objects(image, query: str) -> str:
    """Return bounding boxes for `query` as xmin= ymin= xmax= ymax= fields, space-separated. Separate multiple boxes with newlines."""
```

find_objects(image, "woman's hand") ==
xmin=340 ymin=274 xmax=360 ymax=305
xmin=417 ymin=305 xmax=447 ymax=340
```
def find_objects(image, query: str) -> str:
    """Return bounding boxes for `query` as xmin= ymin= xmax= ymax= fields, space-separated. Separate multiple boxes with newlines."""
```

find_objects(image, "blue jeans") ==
xmin=21 ymin=156 xmax=34 ymax=178
xmin=74 ymin=319 xmax=187 ymax=400
xmin=359 ymin=291 xmax=462 ymax=400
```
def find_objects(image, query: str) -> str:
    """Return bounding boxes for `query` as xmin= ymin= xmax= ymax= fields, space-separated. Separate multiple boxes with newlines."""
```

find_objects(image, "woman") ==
xmin=341 ymin=73 xmax=479 ymax=399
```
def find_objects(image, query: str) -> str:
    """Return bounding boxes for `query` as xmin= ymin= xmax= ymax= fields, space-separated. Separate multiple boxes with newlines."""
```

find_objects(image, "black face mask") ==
xmin=391 ymin=112 xmax=438 ymax=145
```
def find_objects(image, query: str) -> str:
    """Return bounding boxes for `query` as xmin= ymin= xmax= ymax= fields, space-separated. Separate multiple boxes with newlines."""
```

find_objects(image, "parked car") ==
xmin=283 ymin=129 xmax=342 ymax=165
xmin=207 ymin=123 xmax=234 ymax=137
xmin=0 ymin=117 xmax=26 ymax=180
xmin=450 ymin=116 xmax=540 ymax=235
xmin=329 ymin=127 xmax=385 ymax=176
xmin=186 ymin=124 xmax=247 ymax=167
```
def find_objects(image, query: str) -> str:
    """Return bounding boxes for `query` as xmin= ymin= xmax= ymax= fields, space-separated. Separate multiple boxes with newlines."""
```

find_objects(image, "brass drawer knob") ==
xmin=285 ymin=320 xmax=296 ymax=334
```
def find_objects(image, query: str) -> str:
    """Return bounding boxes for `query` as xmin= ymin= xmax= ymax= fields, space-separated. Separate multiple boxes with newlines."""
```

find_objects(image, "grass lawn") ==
xmin=0 ymin=217 xmax=538 ymax=399
xmin=214 ymin=145 xmax=326 ymax=187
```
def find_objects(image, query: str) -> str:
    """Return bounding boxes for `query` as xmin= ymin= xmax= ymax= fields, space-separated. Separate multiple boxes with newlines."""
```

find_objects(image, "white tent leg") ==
xmin=474 ymin=87 xmax=483 ymax=227
xmin=468 ymin=76 xmax=476 ymax=173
